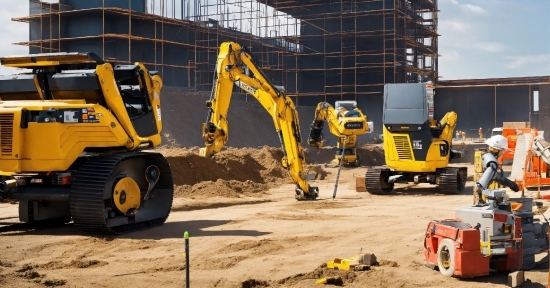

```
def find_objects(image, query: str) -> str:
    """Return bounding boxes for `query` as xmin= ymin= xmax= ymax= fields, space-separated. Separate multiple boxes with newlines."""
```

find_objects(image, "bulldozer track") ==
xmin=0 ymin=221 xmax=28 ymax=233
xmin=365 ymin=166 xmax=394 ymax=195
xmin=69 ymin=151 xmax=173 ymax=235
xmin=438 ymin=167 xmax=467 ymax=195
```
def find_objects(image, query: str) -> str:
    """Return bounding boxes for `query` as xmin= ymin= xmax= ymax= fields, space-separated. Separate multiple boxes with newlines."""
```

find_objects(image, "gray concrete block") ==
xmin=359 ymin=253 xmax=377 ymax=265
xmin=507 ymin=271 xmax=524 ymax=287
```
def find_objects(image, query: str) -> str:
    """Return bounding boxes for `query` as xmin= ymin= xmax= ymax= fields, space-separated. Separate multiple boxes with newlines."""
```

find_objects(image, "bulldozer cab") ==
xmin=383 ymin=83 xmax=429 ymax=127
xmin=335 ymin=100 xmax=357 ymax=110
xmin=0 ymin=52 xmax=159 ymax=138
xmin=383 ymin=83 xmax=439 ymax=161
xmin=114 ymin=64 xmax=159 ymax=137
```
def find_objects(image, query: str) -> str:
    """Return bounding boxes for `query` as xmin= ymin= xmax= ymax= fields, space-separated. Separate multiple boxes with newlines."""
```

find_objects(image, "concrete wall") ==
xmin=531 ymin=84 xmax=550 ymax=135
xmin=434 ymin=84 xmax=548 ymax=138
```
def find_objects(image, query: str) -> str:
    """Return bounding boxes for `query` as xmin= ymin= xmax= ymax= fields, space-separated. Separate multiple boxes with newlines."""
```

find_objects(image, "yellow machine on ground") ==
xmin=365 ymin=82 xmax=466 ymax=194
xmin=308 ymin=101 xmax=371 ymax=167
xmin=199 ymin=42 xmax=319 ymax=200
xmin=0 ymin=52 xmax=173 ymax=234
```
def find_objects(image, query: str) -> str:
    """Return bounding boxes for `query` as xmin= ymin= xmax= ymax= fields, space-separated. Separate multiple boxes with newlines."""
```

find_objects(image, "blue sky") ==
xmin=0 ymin=0 xmax=548 ymax=79
xmin=437 ymin=0 xmax=550 ymax=79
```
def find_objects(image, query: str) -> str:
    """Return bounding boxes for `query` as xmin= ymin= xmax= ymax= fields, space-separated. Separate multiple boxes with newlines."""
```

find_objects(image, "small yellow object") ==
xmin=315 ymin=278 xmax=327 ymax=284
xmin=327 ymin=256 xmax=360 ymax=270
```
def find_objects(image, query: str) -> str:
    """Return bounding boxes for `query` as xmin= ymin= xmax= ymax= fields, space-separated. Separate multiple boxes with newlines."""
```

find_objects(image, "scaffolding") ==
xmin=12 ymin=0 xmax=439 ymax=106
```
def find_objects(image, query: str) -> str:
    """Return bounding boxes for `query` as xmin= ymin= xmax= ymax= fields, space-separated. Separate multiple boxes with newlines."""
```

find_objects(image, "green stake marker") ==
xmin=184 ymin=231 xmax=190 ymax=288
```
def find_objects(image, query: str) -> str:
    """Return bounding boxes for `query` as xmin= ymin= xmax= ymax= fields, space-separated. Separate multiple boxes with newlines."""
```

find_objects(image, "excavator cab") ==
xmin=365 ymin=82 xmax=467 ymax=195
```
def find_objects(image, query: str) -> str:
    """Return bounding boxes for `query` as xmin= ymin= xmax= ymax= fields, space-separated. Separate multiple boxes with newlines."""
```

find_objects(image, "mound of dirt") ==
xmin=356 ymin=144 xmax=385 ymax=166
xmin=174 ymin=180 xmax=268 ymax=198
xmin=154 ymin=146 xmax=291 ymax=198
xmin=156 ymin=146 xmax=287 ymax=186
xmin=154 ymin=144 xmax=383 ymax=199
xmin=36 ymin=260 xmax=108 ymax=270
xmin=222 ymin=239 xmax=284 ymax=254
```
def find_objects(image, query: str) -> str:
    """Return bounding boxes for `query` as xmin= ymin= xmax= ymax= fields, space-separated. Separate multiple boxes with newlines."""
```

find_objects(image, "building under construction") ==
xmin=11 ymin=0 xmax=550 ymax=135
xmin=14 ymin=0 xmax=437 ymax=100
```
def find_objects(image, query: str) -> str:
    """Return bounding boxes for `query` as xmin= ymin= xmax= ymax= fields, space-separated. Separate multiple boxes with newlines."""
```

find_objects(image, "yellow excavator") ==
xmin=199 ymin=41 xmax=319 ymax=200
xmin=365 ymin=82 xmax=467 ymax=194
xmin=0 ymin=52 xmax=173 ymax=234
xmin=308 ymin=101 xmax=370 ymax=167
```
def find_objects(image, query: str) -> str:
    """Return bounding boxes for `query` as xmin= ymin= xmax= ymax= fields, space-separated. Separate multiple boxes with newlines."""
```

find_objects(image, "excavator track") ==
xmin=69 ymin=151 xmax=173 ymax=235
xmin=437 ymin=167 xmax=467 ymax=195
xmin=365 ymin=166 xmax=394 ymax=195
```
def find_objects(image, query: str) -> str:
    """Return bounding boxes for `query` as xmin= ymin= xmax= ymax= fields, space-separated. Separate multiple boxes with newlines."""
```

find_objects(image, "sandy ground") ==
xmin=0 ymin=149 xmax=548 ymax=288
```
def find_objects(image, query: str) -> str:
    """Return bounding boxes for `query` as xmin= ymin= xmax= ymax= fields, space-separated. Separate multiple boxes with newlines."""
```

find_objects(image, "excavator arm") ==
xmin=432 ymin=111 xmax=463 ymax=159
xmin=434 ymin=111 xmax=457 ymax=142
xmin=200 ymin=41 xmax=319 ymax=200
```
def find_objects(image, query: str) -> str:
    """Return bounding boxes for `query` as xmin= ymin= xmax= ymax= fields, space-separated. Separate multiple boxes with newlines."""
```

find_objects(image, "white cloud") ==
xmin=472 ymin=42 xmax=506 ymax=52
xmin=441 ymin=50 xmax=460 ymax=61
xmin=439 ymin=20 xmax=469 ymax=32
xmin=461 ymin=4 xmax=488 ymax=15
xmin=505 ymin=54 xmax=550 ymax=70
xmin=440 ymin=0 xmax=459 ymax=5
xmin=0 ymin=1 xmax=29 ymax=75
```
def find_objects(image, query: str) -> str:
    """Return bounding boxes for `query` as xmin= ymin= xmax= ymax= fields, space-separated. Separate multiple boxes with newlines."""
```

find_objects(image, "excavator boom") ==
xmin=200 ymin=42 xmax=319 ymax=200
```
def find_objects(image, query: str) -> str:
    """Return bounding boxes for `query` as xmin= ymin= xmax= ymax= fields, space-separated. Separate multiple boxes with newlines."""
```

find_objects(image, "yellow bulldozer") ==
xmin=0 ymin=52 xmax=173 ymax=234
xmin=365 ymin=82 xmax=467 ymax=195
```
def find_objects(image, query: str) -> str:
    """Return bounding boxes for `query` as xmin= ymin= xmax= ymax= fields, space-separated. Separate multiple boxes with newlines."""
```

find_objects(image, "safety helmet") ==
xmin=485 ymin=135 xmax=508 ymax=151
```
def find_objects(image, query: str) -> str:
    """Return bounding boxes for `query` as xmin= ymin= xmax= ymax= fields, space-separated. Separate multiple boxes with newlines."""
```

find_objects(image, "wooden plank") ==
xmin=356 ymin=177 xmax=366 ymax=192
